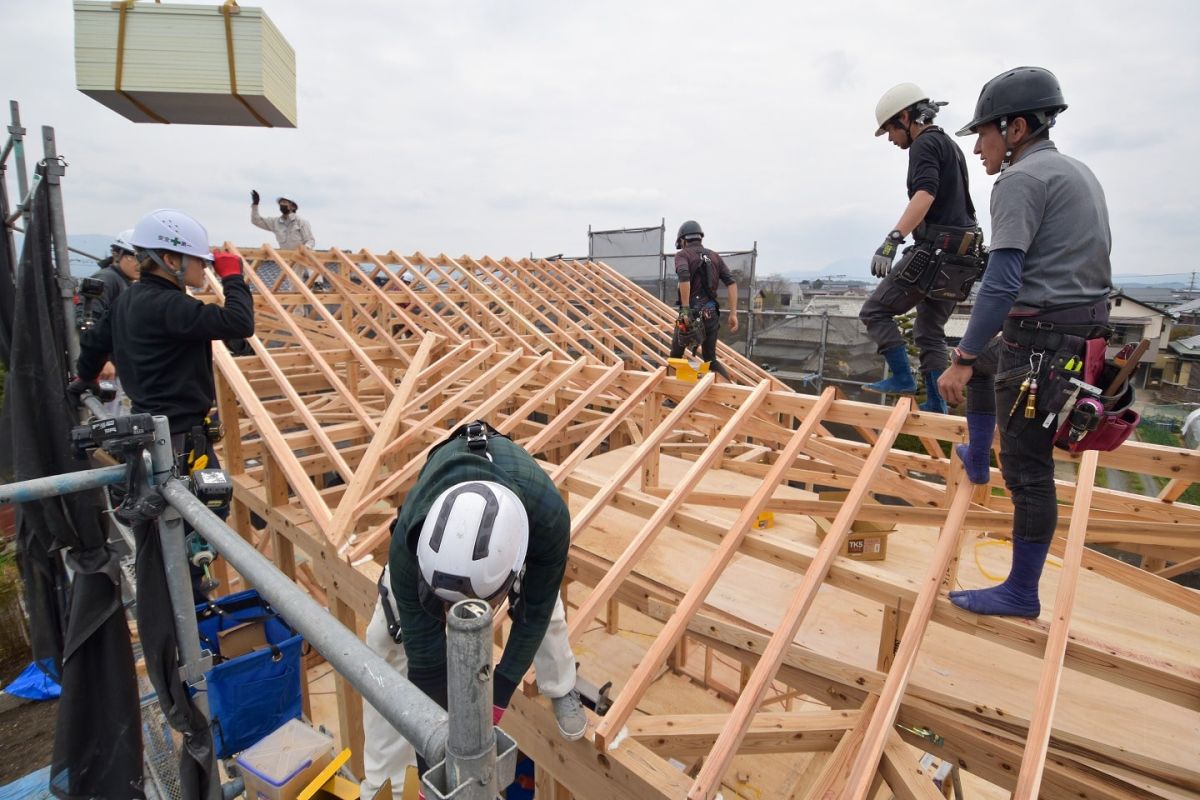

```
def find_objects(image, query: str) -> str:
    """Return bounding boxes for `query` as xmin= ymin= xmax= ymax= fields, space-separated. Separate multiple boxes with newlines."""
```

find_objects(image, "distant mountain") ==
xmin=68 ymin=235 xmax=114 ymax=276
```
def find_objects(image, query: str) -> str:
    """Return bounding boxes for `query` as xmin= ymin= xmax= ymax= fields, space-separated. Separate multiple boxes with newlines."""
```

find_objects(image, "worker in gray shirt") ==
xmin=249 ymin=190 xmax=315 ymax=250
xmin=938 ymin=67 xmax=1112 ymax=617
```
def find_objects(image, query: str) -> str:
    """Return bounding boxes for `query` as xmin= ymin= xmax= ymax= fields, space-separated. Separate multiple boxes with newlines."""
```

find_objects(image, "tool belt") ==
xmin=1002 ymin=319 xmax=1112 ymax=350
xmin=893 ymin=224 xmax=986 ymax=302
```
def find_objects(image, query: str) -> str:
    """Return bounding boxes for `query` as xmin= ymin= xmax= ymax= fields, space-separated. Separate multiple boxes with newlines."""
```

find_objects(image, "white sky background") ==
xmin=4 ymin=0 xmax=1198 ymax=279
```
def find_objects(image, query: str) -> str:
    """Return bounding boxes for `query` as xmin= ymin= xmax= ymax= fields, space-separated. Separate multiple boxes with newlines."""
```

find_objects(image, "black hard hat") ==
xmin=676 ymin=220 xmax=704 ymax=246
xmin=955 ymin=67 xmax=1067 ymax=137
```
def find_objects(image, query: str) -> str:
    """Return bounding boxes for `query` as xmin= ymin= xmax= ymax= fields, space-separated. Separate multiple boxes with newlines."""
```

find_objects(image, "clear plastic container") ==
xmin=236 ymin=719 xmax=333 ymax=800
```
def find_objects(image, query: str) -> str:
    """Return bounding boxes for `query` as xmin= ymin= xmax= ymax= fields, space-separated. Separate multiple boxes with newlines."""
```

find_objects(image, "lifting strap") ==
xmin=221 ymin=1 xmax=273 ymax=127
xmin=115 ymin=1 xmax=169 ymax=124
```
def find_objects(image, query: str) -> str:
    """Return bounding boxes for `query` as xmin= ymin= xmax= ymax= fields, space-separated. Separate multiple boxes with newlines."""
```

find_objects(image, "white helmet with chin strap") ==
xmin=129 ymin=208 xmax=213 ymax=286
xmin=416 ymin=480 xmax=529 ymax=607
xmin=874 ymin=83 xmax=946 ymax=136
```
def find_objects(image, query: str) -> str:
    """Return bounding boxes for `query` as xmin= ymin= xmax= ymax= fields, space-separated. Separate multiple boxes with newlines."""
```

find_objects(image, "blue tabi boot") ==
xmin=863 ymin=345 xmax=917 ymax=395
xmin=949 ymin=537 xmax=1051 ymax=618
xmin=918 ymin=370 xmax=948 ymax=413
xmin=954 ymin=412 xmax=995 ymax=484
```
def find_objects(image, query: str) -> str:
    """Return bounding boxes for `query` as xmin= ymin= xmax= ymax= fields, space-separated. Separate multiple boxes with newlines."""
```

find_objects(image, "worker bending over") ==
xmin=860 ymin=83 xmax=984 ymax=413
xmin=669 ymin=220 xmax=739 ymax=380
xmin=72 ymin=209 xmax=255 ymax=599
xmin=939 ymin=67 xmax=1112 ymax=616
xmin=364 ymin=421 xmax=586 ymax=796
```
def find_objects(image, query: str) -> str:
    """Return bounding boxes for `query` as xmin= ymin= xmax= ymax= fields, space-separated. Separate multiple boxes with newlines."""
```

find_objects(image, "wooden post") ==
xmin=332 ymin=594 xmax=366 ymax=779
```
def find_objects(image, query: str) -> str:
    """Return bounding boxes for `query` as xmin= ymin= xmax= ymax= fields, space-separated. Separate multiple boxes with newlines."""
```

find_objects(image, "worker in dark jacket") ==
xmin=388 ymin=421 xmax=586 ymax=777
xmin=85 ymin=230 xmax=140 ymax=414
xmin=939 ymin=67 xmax=1112 ymax=617
xmin=860 ymin=83 xmax=983 ymax=412
xmin=669 ymin=220 xmax=739 ymax=380
xmin=73 ymin=209 xmax=254 ymax=436
xmin=72 ymin=209 xmax=254 ymax=599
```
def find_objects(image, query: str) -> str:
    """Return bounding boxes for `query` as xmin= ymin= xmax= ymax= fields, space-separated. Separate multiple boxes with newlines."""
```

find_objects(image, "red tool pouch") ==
xmin=1053 ymin=354 xmax=1140 ymax=454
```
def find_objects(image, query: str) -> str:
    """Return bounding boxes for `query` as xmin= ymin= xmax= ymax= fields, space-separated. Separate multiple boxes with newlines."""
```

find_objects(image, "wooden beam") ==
xmin=689 ymin=399 xmax=911 ymax=800
xmin=627 ymin=710 xmax=859 ymax=757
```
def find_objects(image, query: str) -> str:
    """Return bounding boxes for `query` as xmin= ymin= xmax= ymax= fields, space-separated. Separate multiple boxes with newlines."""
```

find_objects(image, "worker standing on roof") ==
xmin=859 ymin=84 xmax=985 ymax=413
xmin=70 ymin=209 xmax=256 ymax=600
xmin=368 ymin=420 xmax=587 ymax=794
xmin=938 ymin=67 xmax=1113 ymax=617
xmin=669 ymin=220 xmax=739 ymax=380
xmin=250 ymin=190 xmax=314 ymax=250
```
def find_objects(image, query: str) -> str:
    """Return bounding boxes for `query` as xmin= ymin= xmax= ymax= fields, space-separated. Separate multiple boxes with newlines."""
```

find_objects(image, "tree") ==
xmin=756 ymin=274 xmax=790 ymax=309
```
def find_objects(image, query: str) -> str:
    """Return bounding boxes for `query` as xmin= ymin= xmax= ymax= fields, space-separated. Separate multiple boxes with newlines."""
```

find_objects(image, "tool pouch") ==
xmin=1053 ymin=361 xmax=1140 ymax=453
xmin=1037 ymin=335 xmax=1086 ymax=418
xmin=927 ymin=252 xmax=988 ymax=301
xmin=891 ymin=243 xmax=935 ymax=287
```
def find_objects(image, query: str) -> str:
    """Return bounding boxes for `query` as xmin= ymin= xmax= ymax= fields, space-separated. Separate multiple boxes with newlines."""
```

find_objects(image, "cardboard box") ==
xmin=218 ymin=619 xmax=268 ymax=660
xmin=811 ymin=490 xmax=893 ymax=562
xmin=237 ymin=719 xmax=333 ymax=800
xmin=74 ymin=1 xmax=297 ymax=127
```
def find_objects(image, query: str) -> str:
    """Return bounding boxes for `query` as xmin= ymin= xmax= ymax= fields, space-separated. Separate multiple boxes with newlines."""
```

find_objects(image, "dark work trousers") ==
xmin=859 ymin=269 xmax=955 ymax=373
xmin=992 ymin=338 xmax=1059 ymax=545
xmin=669 ymin=308 xmax=730 ymax=379
xmin=965 ymin=336 xmax=1001 ymax=415
xmin=171 ymin=433 xmax=229 ymax=603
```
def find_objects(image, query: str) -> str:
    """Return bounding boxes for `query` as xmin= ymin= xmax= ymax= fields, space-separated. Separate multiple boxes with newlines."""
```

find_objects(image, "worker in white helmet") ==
xmin=71 ymin=209 xmax=255 ymax=600
xmin=859 ymin=83 xmax=985 ymax=413
xmin=83 ymin=229 xmax=140 ymax=415
xmin=361 ymin=420 xmax=586 ymax=798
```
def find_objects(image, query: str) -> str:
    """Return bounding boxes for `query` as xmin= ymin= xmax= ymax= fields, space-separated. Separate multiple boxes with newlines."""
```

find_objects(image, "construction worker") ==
xmin=249 ymin=191 xmax=315 ymax=250
xmin=669 ymin=221 xmax=739 ymax=380
xmin=860 ymin=83 xmax=983 ymax=413
xmin=88 ymin=230 xmax=140 ymax=415
xmin=71 ymin=209 xmax=255 ymax=599
xmin=938 ymin=67 xmax=1112 ymax=617
xmin=385 ymin=420 xmax=587 ymax=783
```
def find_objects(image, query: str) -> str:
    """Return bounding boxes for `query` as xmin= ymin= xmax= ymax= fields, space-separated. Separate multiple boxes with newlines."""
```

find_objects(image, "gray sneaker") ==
xmin=551 ymin=689 xmax=587 ymax=741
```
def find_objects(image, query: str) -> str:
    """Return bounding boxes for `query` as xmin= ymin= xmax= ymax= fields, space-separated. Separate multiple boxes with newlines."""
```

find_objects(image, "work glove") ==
xmin=250 ymin=189 xmax=260 ymax=205
xmin=67 ymin=377 xmax=100 ymax=405
xmin=870 ymin=230 xmax=905 ymax=279
xmin=212 ymin=251 xmax=243 ymax=280
xmin=493 ymin=705 xmax=505 ymax=725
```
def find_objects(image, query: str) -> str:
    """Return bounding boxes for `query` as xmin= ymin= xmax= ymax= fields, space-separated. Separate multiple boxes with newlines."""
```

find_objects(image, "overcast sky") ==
xmin=4 ymin=1 xmax=1198 ymax=280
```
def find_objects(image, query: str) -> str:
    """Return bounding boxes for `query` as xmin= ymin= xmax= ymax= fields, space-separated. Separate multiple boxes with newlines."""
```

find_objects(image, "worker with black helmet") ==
xmin=669 ymin=220 xmax=739 ymax=380
xmin=859 ymin=83 xmax=984 ymax=413
xmin=938 ymin=67 xmax=1113 ymax=617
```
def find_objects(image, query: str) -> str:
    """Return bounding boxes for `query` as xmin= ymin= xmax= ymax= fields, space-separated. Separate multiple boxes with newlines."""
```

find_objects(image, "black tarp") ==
xmin=0 ymin=176 xmax=143 ymax=799
xmin=0 ymin=153 xmax=17 ymax=365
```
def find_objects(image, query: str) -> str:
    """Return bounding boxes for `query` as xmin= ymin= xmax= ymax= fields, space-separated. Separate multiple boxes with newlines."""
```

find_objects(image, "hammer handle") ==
xmin=1103 ymin=338 xmax=1150 ymax=397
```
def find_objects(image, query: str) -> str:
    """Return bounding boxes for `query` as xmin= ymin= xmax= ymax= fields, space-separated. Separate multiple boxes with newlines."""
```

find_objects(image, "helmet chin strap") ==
xmin=999 ymin=111 xmax=1057 ymax=173
xmin=145 ymin=249 xmax=189 ymax=289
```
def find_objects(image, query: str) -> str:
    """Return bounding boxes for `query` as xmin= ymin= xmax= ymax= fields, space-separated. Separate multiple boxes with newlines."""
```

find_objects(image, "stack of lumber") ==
xmin=74 ymin=1 xmax=296 ymax=127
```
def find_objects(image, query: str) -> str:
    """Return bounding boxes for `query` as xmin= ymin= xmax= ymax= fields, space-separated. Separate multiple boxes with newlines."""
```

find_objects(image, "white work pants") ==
xmin=359 ymin=578 xmax=576 ymax=800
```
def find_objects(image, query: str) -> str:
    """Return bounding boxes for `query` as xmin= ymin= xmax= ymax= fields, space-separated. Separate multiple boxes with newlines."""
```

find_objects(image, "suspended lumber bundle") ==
xmin=74 ymin=1 xmax=296 ymax=127
xmin=206 ymin=244 xmax=1200 ymax=799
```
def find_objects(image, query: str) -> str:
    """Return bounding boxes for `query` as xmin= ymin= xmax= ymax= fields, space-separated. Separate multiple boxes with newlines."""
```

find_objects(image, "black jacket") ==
xmin=77 ymin=274 xmax=254 ymax=432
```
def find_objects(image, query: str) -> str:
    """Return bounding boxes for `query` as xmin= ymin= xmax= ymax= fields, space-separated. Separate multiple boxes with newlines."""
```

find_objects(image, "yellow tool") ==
xmin=755 ymin=511 xmax=774 ymax=529
xmin=297 ymin=748 xmax=362 ymax=800
xmin=668 ymin=357 xmax=710 ymax=384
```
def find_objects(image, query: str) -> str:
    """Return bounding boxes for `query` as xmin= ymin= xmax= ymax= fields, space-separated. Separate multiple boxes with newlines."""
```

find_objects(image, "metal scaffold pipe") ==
xmin=158 ymin=477 xmax=452 ymax=767
xmin=0 ymin=463 xmax=127 ymax=505
xmin=445 ymin=599 xmax=496 ymax=800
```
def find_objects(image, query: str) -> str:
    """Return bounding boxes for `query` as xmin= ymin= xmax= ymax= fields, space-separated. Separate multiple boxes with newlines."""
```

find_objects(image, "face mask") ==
xmin=279 ymin=205 xmax=290 ymax=216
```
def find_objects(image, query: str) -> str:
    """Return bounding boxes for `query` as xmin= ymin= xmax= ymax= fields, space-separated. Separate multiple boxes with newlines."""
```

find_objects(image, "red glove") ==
xmin=212 ymin=252 xmax=243 ymax=279
xmin=492 ymin=704 xmax=505 ymax=725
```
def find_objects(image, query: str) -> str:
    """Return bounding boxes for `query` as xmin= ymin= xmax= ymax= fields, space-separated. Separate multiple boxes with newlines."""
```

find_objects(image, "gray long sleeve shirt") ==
xmin=250 ymin=206 xmax=315 ymax=249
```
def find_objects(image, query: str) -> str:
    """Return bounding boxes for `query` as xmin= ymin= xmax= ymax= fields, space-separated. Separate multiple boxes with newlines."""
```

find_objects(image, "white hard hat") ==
xmin=875 ymin=83 xmax=930 ymax=136
xmin=416 ymin=481 xmax=529 ymax=604
xmin=129 ymin=209 xmax=213 ymax=262
xmin=113 ymin=229 xmax=136 ymax=254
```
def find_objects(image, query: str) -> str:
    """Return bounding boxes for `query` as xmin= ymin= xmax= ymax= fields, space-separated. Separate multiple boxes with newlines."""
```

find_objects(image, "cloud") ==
xmin=1 ymin=0 xmax=1196 ymax=275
